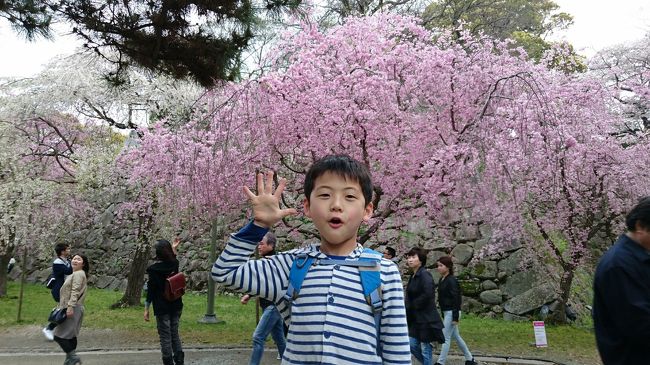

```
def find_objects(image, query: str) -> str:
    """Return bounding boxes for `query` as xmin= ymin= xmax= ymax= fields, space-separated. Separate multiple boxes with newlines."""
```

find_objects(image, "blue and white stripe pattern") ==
xmin=211 ymin=221 xmax=411 ymax=364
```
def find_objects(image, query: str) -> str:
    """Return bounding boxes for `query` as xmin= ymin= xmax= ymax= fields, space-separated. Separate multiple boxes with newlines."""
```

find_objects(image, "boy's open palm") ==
xmin=244 ymin=171 xmax=297 ymax=228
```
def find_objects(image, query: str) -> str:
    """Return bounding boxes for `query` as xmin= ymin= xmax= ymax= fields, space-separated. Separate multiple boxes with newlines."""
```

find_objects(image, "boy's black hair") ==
xmin=406 ymin=247 xmax=427 ymax=266
xmin=626 ymin=196 xmax=650 ymax=231
xmin=55 ymin=243 xmax=70 ymax=256
xmin=303 ymin=154 xmax=373 ymax=205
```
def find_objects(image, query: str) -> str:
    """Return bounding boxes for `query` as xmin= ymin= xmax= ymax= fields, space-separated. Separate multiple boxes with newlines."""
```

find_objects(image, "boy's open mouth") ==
xmin=328 ymin=217 xmax=343 ymax=228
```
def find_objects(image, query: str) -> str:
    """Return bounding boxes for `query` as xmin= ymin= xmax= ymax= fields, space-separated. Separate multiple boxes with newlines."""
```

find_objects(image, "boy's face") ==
xmin=304 ymin=171 xmax=373 ymax=255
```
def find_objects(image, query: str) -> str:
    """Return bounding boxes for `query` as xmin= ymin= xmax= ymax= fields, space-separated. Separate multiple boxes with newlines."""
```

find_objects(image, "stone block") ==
xmin=461 ymin=297 xmax=485 ymax=314
xmin=501 ymin=270 xmax=542 ymax=298
xmin=503 ymin=312 xmax=529 ymax=321
xmin=469 ymin=261 xmax=497 ymax=279
xmin=454 ymin=224 xmax=480 ymax=243
xmin=479 ymin=289 xmax=504 ymax=304
xmin=95 ymin=275 xmax=115 ymax=289
xmin=481 ymin=280 xmax=498 ymax=290
xmin=503 ymin=282 xmax=557 ymax=315
xmin=458 ymin=278 xmax=481 ymax=296
xmin=451 ymin=244 xmax=474 ymax=265
xmin=497 ymin=249 xmax=527 ymax=275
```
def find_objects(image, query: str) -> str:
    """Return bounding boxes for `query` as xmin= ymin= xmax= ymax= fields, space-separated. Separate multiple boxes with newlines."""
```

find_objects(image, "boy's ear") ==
xmin=363 ymin=202 xmax=374 ymax=222
xmin=303 ymin=198 xmax=312 ymax=218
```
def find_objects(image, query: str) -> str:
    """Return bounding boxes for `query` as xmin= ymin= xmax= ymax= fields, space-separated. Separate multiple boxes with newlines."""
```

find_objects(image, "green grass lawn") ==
xmin=0 ymin=281 xmax=600 ymax=364
xmin=0 ymin=281 xmax=257 ymax=346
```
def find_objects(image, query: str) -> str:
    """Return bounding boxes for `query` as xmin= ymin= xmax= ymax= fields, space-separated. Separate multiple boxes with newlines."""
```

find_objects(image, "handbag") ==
xmin=163 ymin=272 xmax=186 ymax=301
xmin=45 ymin=273 xmax=56 ymax=289
xmin=48 ymin=307 xmax=67 ymax=324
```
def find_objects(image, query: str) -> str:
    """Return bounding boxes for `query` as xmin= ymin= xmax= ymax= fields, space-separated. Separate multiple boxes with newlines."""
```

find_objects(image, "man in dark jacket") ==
xmin=593 ymin=196 xmax=650 ymax=365
xmin=43 ymin=243 xmax=72 ymax=341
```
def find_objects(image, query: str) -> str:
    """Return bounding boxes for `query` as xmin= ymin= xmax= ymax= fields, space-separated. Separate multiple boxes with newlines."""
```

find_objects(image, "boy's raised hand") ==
xmin=244 ymin=171 xmax=297 ymax=228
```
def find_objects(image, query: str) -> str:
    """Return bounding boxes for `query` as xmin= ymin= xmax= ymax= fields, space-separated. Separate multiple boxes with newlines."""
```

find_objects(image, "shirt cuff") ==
xmin=233 ymin=220 xmax=269 ymax=244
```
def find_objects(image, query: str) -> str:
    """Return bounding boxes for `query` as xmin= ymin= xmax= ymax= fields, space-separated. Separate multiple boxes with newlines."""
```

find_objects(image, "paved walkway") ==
xmin=0 ymin=349 xmax=559 ymax=365
xmin=0 ymin=326 xmax=560 ymax=365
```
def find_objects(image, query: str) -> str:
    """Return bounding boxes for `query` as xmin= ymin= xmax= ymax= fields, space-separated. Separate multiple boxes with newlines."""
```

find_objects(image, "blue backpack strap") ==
xmin=284 ymin=253 xmax=314 ymax=303
xmin=358 ymin=248 xmax=383 ymax=354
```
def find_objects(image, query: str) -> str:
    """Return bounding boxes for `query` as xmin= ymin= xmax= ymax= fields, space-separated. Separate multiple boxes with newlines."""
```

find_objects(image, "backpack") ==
xmin=163 ymin=272 xmax=186 ymax=301
xmin=45 ymin=273 xmax=56 ymax=289
xmin=283 ymin=248 xmax=383 ymax=353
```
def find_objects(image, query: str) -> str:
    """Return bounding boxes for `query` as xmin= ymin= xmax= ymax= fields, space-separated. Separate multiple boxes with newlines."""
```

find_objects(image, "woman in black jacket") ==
xmin=434 ymin=256 xmax=476 ymax=365
xmin=405 ymin=247 xmax=445 ymax=365
xmin=144 ymin=239 xmax=184 ymax=365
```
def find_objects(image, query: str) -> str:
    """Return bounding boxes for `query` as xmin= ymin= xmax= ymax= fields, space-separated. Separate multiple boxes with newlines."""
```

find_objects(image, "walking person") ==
xmin=593 ymin=196 xmax=650 ymax=365
xmin=241 ymin=232 xmax=286 ymax=364
xmin=405 ymin=247 xmax=445 ymax=365
xmin=43 ymin=243 xmax=73 ymax=341
xmin=434 ymin=256 xmax=477 ymax=365
xmin=52 ymin=254 xmax=89 ymax=365
xmin=144 ymin=238 xmax=184 ymax=365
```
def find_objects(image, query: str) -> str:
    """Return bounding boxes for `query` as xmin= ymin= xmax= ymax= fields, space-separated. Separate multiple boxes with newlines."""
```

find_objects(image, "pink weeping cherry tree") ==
xmin=130 ymin=15 xmax=650 ymax=321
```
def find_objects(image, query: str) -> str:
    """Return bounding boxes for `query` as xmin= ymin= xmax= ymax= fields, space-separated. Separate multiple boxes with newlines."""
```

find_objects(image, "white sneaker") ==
xmin=276 ymin=354 xmax=281 ymax=360
xmin=42 ymin=327 xmax=54 ymax=341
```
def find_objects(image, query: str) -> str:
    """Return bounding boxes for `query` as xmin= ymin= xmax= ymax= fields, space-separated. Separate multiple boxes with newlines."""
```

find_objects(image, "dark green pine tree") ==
xmin=55 ymin=0 xmax=302 ymax=87
xmin=1 ymin=0 xmax=53 ymax=40
xmin=2 ymin=0 xmax=302 ymax=86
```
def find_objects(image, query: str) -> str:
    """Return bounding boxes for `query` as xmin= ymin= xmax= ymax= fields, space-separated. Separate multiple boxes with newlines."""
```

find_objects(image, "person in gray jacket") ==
xmin=53 ymin=254 xmax=89 ymax=365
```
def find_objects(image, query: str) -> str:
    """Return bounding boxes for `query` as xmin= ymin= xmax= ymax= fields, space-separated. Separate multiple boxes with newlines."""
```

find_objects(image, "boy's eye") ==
xmin=318 ymin=193 xmax=330 ymax=198
xmin=346 ymin=195 xmax=357 ymax=200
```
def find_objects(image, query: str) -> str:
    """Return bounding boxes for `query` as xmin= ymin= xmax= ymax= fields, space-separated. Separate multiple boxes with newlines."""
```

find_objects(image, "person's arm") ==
xmin=211 ymin=171 xmax=297 ymax=302
xmin=451 ymin=276 xmax=461 ymax=322
xmin=52 ymin=260 xmax=71 ymax=278
xmin=144 ymin=271 xmax=153 ymax=321
xmin=379 ymin=261 xmax=411 ymax=364
xmin=172 ymin=237 xmax=181 ymax=256
xmin=211 ymin=221 xmax=294 ymax=303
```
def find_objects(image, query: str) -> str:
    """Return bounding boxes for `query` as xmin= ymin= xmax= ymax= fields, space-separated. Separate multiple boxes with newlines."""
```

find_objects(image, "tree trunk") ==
xmin=0 ymin=252 xmax=10 ymax=298
xmin=112 ymin=241 xmax=150 ymax=308
xmin=112 ymin=209 xmax=154 ymax=308
xmin=548 ymin=268 xmax=575 ymax=324
xmin=0 ymin=231 xmax=16 ymax=298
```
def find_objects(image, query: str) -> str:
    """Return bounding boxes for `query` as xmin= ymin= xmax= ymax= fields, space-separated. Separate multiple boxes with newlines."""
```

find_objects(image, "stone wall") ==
xmin=10 ymin=209 xmax=561 ymax=321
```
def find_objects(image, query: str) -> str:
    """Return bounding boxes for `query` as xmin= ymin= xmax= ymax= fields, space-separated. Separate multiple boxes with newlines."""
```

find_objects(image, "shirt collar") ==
xmin=300 ymin=243 xmax=364 ymax=259
xmin=621 ymin=234 xmax=650 ymax=262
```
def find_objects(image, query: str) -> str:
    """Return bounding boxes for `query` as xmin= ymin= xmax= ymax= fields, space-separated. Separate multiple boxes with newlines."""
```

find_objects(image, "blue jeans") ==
xmin=250 ymin=305 xmax=286 ymax=365
xmin=156 ymin=311 xmax=182 ymax=359
xmin=409 ymin=336 xmax=433 ymax=365
xmin=436 ymin=310 xmax=473 ymax=364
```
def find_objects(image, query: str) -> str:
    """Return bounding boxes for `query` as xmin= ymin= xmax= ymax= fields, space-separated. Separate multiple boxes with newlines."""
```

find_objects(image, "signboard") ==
xmin=533 ymin=321 xmax=548 ymax=348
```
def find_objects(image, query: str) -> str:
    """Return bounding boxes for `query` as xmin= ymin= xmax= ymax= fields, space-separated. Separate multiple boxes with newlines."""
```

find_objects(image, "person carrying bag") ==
xmin=144 ymin=238 xmax=184 ymax=365
xmin=53 ymin=254 xmax=89 ymax=365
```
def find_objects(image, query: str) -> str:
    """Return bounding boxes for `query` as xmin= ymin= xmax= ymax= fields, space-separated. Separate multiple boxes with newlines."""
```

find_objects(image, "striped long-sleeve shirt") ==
xmin=211 ymin=221 xmax=411 ymax=364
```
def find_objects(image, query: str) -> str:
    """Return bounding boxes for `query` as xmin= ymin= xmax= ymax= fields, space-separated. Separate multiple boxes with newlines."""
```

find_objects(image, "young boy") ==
xmin=212 ymin=154 xmax=410 ymax=364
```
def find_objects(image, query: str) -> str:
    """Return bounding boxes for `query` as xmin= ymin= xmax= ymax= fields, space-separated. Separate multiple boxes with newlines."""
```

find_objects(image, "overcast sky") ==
xmin=0 ymin=1 xmax=649 ymax=78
